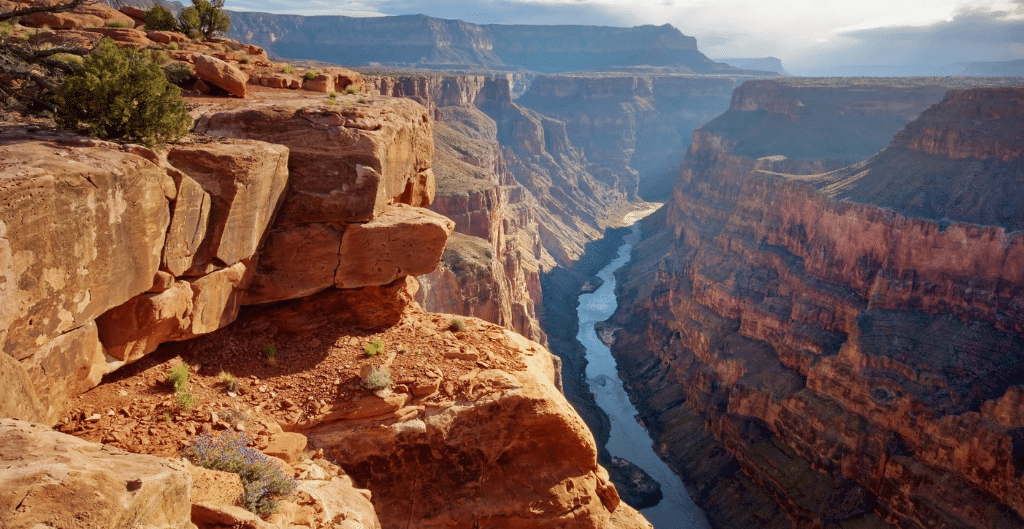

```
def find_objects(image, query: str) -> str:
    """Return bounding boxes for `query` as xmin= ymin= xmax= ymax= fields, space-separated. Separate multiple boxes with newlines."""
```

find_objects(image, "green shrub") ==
xmin=345 ymin=87 xmax=357 ymax=94
xmin=238 ymin=56 xmax=249 ymax=64
xmin=178 ymin=0 xmax=230 ymax=40
xmin=362 ymin=366 xmax=392 ymax=390
xmin=168 ymin=42 xmax=179 ymax=51
xmin=183 ymin=433 xmax=296 ymax=515
xmin=163 ymin=62 xmax=194 ymax=85
xmin=328 ymin=91 xmax=337 ymax=98
xmin=357 ymin=97 xmax=367 ymax=104
xmin=261 ymin=344 xmax=277 ymax=365
xmin=176 ymin=390 xmax=195 ymax=410
xmin=144 ymin=5 xmax=178 ymax=31
xmin=105 ymin=20 xmax=128 ymax=28
xmin=303 ymin=70 xmax=316 ymax=81
xmin=448 ymin=317 xmax=466 ymax=332
xmin=0 ymin=21 xmax=13 ymax=37
xmin=151 ymin=49 xmax=171 ymax=65
xmin=219 ymin=371 xmax=239 ymax=393
xmin=55 ymin=38 xmax=191 ymax=146
xmin=363 ymin=338 xmax=384 ymax=357
xmin=165 ymin=361 xmax=190 ymax=392
xmin=280 ymin=64 xmax=293 ymax=74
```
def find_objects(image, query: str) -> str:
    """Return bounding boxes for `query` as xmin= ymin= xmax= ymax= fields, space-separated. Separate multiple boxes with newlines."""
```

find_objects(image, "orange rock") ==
xmin=81 ymin=27 xmax=154 ymax=48
xmin=194 ymin=54 xmax=248 ymax=98
xmin=148 ymin=30 xmax=191 ymax=45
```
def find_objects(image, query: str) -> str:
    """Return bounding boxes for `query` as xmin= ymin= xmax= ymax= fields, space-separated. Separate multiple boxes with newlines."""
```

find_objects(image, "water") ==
xmin=576 ymin=223 xmax=711 ymax=529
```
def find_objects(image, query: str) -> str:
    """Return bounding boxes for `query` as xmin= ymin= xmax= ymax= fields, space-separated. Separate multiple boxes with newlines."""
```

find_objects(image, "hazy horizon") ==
xmin=221 ymin=0 xmax=1023 ymax=75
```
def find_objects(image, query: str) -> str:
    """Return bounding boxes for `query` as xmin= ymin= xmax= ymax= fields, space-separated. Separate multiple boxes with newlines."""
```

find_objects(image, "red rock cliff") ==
xmin=608 ymin=84 xmax=1024 ymax=529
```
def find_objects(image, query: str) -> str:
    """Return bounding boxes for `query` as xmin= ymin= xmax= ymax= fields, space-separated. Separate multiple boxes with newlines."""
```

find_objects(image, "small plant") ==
xmin=219 ymin=371 xmax=239 ymax=393
xmin=183 ymin=433 xmax=296 ymax=515
xmin=363 ymin=338 xmax=384 ymax=357
xmin=168 ymin=42 xmax=179 ymax=51
xmin=328 ymin=91 xmax=337 ymax=98
xmin=398 ymin=344 xmax=409 ymax=354
xmin=176 ymin=390 xmax=196 ymax=410
xmin=238 ymin=56 xmax=249 ymax=64
xmin=362 ymin=366 xmax=392 ymax=390
xmin=448 ymin=317 xmax=466 ymax=332
xmin=105 ymin=20 xmax=129 ymax=28
xmin=345 ymin=87 xmax=357 ymax=94
xmin=162 ymin=411 xmax=173 ymax=422
xmin=151 ymin=49 xmax=171 ymax=66
xmin=261 ymin=344 xmax=277 ymax=365
xmin=280 ymin=64 xmax=294 ymax=74
xmin=0 ymin=21 xmax=13 ymax=37
xmin=357 ymin=97 xmax=367 ymax=104
xmin=166 ymin=362 xmax=190 ymax=392
xmin=303 ymin=70 xmax=316 ymax=81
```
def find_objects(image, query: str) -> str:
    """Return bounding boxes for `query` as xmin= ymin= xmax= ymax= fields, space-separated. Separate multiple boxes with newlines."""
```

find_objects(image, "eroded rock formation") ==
xmin=608 ymin=84 xmax=1024 ymax=528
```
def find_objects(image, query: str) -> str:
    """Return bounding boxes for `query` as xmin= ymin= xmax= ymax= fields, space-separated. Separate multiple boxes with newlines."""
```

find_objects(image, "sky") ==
xmin=222 ymin=0 xmax=1024 ymax=75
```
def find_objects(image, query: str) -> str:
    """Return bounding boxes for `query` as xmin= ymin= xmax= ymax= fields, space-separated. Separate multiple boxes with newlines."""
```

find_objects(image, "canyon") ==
xmin=607 ymin=80 xmax=1024 ymax=528
xmin=3 ymin=3 xmax=1024 ymax=529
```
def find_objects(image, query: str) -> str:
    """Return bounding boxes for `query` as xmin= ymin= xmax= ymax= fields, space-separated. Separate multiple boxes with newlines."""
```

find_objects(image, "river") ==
xmin=575 ymin=220 xmax=711 ymax=529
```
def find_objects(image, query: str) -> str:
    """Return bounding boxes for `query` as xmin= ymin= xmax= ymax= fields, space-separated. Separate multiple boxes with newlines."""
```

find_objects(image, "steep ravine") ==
xmin=607 ymin=85 xmax=1024 ymax=528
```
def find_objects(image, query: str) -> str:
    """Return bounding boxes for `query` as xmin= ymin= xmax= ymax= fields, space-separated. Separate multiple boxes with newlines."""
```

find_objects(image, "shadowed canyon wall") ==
xmin=608 ymin=82 xmax=1024 ymax=528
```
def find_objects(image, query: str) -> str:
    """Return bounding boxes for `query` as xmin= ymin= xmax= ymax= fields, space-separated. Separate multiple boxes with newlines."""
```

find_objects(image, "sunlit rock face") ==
xmin=608 ymin=84 xmax=1024 ymax=529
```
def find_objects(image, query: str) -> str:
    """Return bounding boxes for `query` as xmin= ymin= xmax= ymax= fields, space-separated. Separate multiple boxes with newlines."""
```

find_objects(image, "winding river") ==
xmin=576 ymin=221 xmax=710 ymax=529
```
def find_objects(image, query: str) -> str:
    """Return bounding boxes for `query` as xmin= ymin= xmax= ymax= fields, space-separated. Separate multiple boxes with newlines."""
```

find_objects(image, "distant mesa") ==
xmin=226 ymin=12 xmax=734 ymax=74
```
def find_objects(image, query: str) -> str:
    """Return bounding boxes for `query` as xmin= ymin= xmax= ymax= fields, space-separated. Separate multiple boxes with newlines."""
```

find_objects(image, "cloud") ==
xmin=792 ymin=6 xmax=1024 ymax=74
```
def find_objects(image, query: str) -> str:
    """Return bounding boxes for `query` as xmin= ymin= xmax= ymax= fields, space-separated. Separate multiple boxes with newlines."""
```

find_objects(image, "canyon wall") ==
xmin=608 ymin=83 xmax=1024 ymax=528
xmin=226 ymin=13 xmax=747 ymax=74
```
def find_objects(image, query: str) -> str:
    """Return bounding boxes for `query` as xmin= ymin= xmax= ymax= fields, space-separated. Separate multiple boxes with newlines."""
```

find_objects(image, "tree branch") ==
xmin=0 ymin=0 xmax=93 ymax=23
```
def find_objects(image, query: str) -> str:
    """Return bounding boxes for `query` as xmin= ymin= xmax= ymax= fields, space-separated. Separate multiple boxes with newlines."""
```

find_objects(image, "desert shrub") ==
xmin=280 ymin=64 xmax=293 ymax=74
xmin=345 ymin=86 xmax=357 ymax=94
xmin=183 ymin=433 xmax=296 ymax=515
xmin=105 ymin=19 xmax=128 ymax=28
xmin=238 ymin=56 xmax=249 ymax=64
xmin=328 ymin=91 xmax=336 ymax=98
xmin=167 ymin=42 xmax=179 ymax=50
xmin=55 ymin=38 xmax=191 ymax=146
xmin=144 ymin=4 xmax=178 ymax=31
xmin=261 ymin=344 xmax=277 ymax=365
xmin=357 ymin=97 xmax=367 ymax=103
xmin=165 ymin=361 xmax=190 ymax=392
xmin=0 ymin=22 xmax=12 ymax=37
xmin=362 ymin=365 xmax=392 ymax=390
xmin=219 ymin=371 xmax=239 ymax=393
xmin=303 ymin=70 xmax=316 ymax=81
xmin=448 ymin=317 xmax=466 ymax=332
xmin=163 ymin=62 xmax=194 ymax=85
xmin=178 ymin=0 xmax=230 ymax=40
xmin=151 ymin=49 xmax=171 ymax=65
xmin=363 ymin=338 xmax=384 ymax=357
xmin=176 ymin=390 xmax=195 ymax=410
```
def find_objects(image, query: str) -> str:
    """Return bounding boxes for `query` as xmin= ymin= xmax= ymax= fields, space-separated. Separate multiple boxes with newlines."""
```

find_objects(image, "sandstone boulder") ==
xmin=303 ymin=73 xmax=335 ymax=93
xmin=22 ymin=322 xmax=107 ymax=424
xmin=307 ymin=325 xmax=647 ymax=528
xmin=0 ymin=419 xmax=192 ymax=529
xmin=194 ymin=55 xmax=248 ymax=98
xmin=82 ymin=27 xmax=154 ymax=48
xmin=0 ymin=140 xmax=170 ymax=361
xmin=162 ymin=174 xmax=212 ymax=276
xmin=335 ymin=204 xmax=455 ymax=288
xmin=243 ymin=224 xmax=342 ymax=305
xmin=297 ymin=478 xmax=382 ymax=529
xmin=28 ymin=29 xmax=102 ymax=49
xmin=255 ymin=73 xmax=301 ymax=89
xmin=264 ymin=432 xmax=308 ymax=464
xmin=194 ymin=99 xmax=434 ymax=225
xmin=0 ymin=353 xmax=46 ymax=424
xmin=97 ymin=258 xmax=256 ymax=362
xmin=166 ymin=140 xmax=288 ymax=274
xmin=148 ymin=30 xmax=191 ymax=45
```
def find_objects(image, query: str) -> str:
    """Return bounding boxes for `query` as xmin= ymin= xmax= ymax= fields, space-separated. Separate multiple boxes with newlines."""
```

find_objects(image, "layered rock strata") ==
xmin=0 ymin=93 xmax=449 ymax=425
xmin=608 ymin=85 xmax=1024 ymax=528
